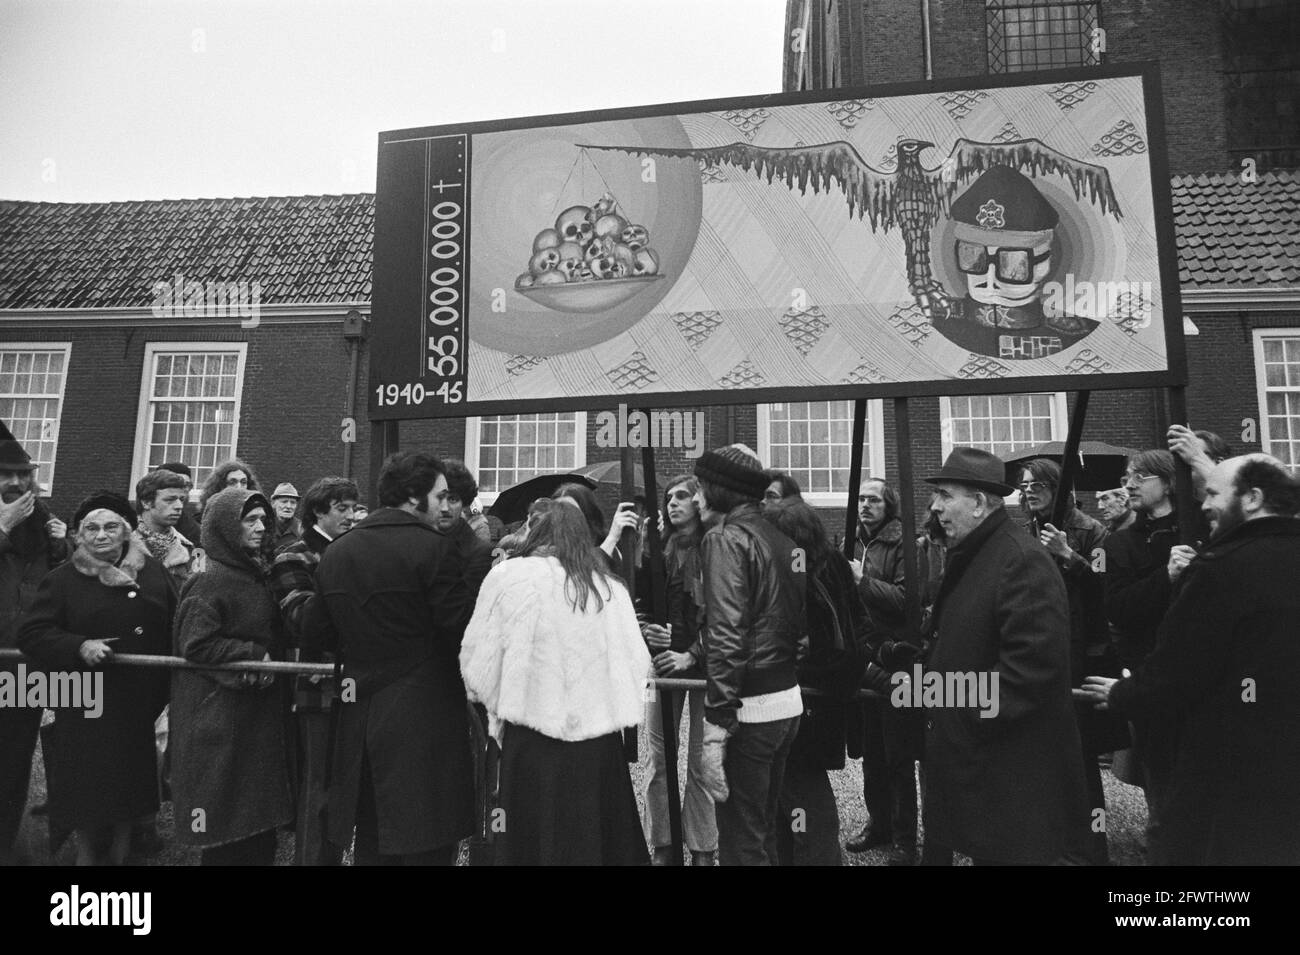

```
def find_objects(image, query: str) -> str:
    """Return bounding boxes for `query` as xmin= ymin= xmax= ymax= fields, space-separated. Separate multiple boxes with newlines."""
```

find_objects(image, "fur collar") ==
xmin=70 ymin=536 xmax=149 ymax=587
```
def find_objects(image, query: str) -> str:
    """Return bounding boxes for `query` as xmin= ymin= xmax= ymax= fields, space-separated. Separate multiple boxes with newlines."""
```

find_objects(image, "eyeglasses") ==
xmin=1125 ymin=473 xmax=1163 ymax=484
xmin=81 ymin=522 xmax=124 ymax=535
xmin=955 ymin=241 xmax=1050 ymax=284
xmin=1016 ymin=481 xmax=1051 ymax=493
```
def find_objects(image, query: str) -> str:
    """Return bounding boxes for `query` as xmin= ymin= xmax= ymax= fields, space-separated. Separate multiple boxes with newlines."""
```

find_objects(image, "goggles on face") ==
xmin=955 ymin=240 xmax=1050 ymax=284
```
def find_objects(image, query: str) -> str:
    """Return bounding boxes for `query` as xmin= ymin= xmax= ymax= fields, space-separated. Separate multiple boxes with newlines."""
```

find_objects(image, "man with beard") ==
xmin=311 ymin=453 xmax=478 ymax=864
xmin=1082 ymin=455 xmax=1300 ymax=864
xmin=847 ymin=478 xmax=917 ymax=863
xmin=435 ymin=461 xmax=495 ymax=599
xmin=270 ymin=477 xmax=358 ymax=865
xmin=0 ymin=437 xmax=68 ymax=863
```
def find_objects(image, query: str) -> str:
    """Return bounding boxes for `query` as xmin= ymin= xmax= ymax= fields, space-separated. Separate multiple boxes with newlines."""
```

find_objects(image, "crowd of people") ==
xmin=0 ymin=419 xmax=1297 ymax=866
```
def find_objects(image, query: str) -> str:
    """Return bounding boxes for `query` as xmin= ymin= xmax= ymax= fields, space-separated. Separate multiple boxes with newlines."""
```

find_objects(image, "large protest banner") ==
xmin=370 ymin=62 xmax=1183 ymax=419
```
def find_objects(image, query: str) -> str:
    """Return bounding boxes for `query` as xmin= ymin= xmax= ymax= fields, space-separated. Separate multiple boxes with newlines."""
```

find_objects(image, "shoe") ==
xmin=690 ymin=850 xmax=716 ymax=867
xmin=845 ymin=826 xmax=892 ymax=853
xmin=650 ymin=846 xmax=673 ymax=866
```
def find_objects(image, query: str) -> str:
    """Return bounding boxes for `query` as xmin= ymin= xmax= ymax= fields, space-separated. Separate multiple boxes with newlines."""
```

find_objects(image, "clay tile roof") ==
xmin=0 ymin=170 xmax=1297 ymax=310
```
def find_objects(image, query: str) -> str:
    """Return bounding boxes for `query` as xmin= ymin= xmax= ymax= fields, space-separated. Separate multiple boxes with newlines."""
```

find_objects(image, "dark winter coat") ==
xmin=922 ymin=508 xmax=1087 ymax=864
xmin=17 ymin=538 xmax=172 ymax=832
xmin=791 ymin=552 xmax=874 ymax=771
xmin=170 ymin=488 xmax=293 ymax=849
xmin=1 ymin=504 xmax=68 ymax=661
xmin=312 ymin=507 xmax=483 ymax=854
xmin=856 ymin=517 xmax=906 ymax=637
xmin=1022 ymin=506 xmax=1127 ymax=755
xmin=1109 ymin=515 xmax=1300 ymax=865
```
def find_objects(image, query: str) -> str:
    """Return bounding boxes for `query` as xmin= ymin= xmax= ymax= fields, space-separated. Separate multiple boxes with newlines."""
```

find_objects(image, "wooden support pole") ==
xmin=843 ymin=398 xmax=868 ymax=559
xmin=893 ymin=397 xmax=922 ymax=641
xmin=1165 ymin=386 xmax=1200 ymax=545
xmin=1052 ymin=391 xmax=1091 ymax=529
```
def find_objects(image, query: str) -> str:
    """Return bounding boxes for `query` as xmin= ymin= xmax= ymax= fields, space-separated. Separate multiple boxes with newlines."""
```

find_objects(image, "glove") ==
xmin=701 ymin=721 xmax=732 ymax=803
xmin=877 ymin=640 xmax=922 ymax=672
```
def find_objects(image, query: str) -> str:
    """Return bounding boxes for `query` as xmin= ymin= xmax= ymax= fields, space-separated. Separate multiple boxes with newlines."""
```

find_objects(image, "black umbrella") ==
xmin=573 ymin=459 xmax=645 ymax=490
xmin=1003 ymin=440 xmax=1137 ymax=492
xmin=487 ymin=472 xmax=597 ymax=526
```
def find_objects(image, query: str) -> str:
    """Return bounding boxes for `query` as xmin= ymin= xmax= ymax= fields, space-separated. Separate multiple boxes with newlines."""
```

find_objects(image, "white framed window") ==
xmin=131 ymin=343 xmax=248 ymax=495
xmin=940 ymin=392 xmax=1067 ymax=462
xmin=0 ymin=344 xmax=71 ymax=496
xmin=757 ymin=400 xmax=886 ymax=506
xmin=464 ymin=412 xmax=587 ymax=505
xmin=1254 ymin=328 xmax=1300 ymax=471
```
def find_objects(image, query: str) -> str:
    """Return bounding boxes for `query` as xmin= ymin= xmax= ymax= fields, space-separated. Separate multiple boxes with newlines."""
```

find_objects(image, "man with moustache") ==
xmin=270 ymin=477 xmax=358 ymax=865
xmin=434 ymin=460 xmax=495 ymax=601
xmin=847 ymin=478 xmax=917 ymax=862
xmin=1082 ymin=455 xmax=1300 ymax=864
xmin=0 ymin=437 xmax=67 ymax=864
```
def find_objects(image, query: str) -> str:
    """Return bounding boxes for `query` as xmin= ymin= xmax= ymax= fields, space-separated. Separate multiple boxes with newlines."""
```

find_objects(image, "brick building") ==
xmin=0 ymin=0 xmax=1297 ymax=536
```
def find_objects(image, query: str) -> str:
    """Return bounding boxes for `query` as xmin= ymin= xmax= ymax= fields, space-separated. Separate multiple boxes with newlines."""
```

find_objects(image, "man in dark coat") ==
xmin=311 ymin=452 xmax=481 ymax=865
xmin=1015 ymin=457 xmax=1121 ymax=864
xmin=1102 ymin=448 xmax=1210 ymax=863
xmin=269 ymin=476 xmax=358 ymax=866
xmin=1083 ymin=455 xmax=1300 ymax=864
xmin=847 ymin=478 xmax=917 ymax=862
xmin=0 ymin=438 xmax=67 ymax=864
xmin=921 ymin=448 xmax=1087 ymax=865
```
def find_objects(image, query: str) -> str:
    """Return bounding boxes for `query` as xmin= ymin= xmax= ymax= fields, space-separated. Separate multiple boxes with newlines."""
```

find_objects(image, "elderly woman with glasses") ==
xmin=1015 ymin=458 xmax=1118 ymax=864
xmin=18 ymin=493 xmax=173 ymax=865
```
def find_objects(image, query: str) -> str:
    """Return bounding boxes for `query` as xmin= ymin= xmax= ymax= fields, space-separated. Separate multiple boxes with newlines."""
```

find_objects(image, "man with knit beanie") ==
xmin=693 ymin=443 xmax=806 ymax=865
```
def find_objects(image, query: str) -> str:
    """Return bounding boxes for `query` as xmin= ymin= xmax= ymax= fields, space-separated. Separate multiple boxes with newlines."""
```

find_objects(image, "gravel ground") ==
xmin=15 ymin=719 xmax=1149 ymax=866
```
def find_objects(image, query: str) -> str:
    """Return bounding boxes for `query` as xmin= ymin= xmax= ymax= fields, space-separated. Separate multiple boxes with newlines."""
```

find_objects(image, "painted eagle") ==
xmin=577 ymin=137 xmax=1123 ymax=322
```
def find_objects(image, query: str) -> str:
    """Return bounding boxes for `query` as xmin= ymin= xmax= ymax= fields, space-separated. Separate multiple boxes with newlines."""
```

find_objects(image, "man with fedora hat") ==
xmin=0 ymin=433 xmax=68 ymax=863
xmin=920 ymin=447 xmax=1087 ymax=865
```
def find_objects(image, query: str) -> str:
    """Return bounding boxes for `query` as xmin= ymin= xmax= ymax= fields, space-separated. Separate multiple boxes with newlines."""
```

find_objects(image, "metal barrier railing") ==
xmin=3 ymin=647 xmax=885 ymax=865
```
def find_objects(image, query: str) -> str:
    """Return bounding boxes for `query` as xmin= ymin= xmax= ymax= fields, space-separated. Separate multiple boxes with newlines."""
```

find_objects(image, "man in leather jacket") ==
xmin=693 ymin=444 xmax=806 ymax=866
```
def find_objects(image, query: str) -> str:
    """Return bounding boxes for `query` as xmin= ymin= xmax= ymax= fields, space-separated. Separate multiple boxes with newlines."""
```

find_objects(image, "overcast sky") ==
xmin=0 ymin=0 xmax=787 ymax=203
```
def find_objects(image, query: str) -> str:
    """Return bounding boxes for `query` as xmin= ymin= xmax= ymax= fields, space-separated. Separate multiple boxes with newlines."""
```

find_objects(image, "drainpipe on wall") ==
xmin=922 ymin=0 xmax=934 ymax=80
xmin=341 ymin=309 xmax=368 ymax=480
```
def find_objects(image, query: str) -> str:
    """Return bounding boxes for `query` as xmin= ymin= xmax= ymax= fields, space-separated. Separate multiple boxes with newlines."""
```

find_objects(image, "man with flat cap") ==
xmin=920 ymin=447 xmax=1087 ymax=865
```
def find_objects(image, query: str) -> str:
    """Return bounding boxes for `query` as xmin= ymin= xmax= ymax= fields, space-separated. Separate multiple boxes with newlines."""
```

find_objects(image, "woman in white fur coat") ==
xmin=460 ymin=499 xmax=651 ymax=865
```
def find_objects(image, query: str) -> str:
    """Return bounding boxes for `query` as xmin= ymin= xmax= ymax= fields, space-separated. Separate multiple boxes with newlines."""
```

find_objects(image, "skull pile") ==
xmin=516 ymin=193 xmax=661 ymax=289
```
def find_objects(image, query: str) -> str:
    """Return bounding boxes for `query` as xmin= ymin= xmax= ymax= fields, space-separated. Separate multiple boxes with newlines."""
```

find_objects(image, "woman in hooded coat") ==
xmin=169 ymin=487 xmax=293 ymax=865
xmin=18 ymin=492 xmax=172 ymax=865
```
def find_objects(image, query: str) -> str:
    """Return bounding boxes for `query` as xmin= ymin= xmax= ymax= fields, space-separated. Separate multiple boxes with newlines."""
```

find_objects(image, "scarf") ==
xmin=69 ymin=536 xmax=149 ymax=588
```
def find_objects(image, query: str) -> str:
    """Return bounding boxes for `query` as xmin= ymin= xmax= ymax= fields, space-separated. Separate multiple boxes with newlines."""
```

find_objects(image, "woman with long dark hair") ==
xmin=552 ymin=481 xmax=640 ymax=567
xmin=460 ymin=499 xmax=651 ymax=865
xmin=762 ymin=496 xmax=876 ymax=866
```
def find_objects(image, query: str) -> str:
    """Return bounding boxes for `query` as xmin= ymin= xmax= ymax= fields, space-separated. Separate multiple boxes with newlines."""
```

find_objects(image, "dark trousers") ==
xmin=716 ymin=716 xmax=800 ymax=867
xmin=862 ymin=701 xmax=917 ymax=844
xmin=354 ymin=753 xmax=457 ymax=866
xmin=294 ymin=710 xmax=342 ymax=866
xmin=775 ymin=760 xmax=841 ymax=866
xmin=201 ymin=828 xmax=278 ymax=866
xmin=0 ymin=704 xmax=41 ymax=854
xmin=1058 ymin=745 xmax=1109 ymax=865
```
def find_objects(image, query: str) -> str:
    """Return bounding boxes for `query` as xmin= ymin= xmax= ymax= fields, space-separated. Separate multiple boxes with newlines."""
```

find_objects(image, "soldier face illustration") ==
xmin=957 ymin=238 xmax=1053 ymax=307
